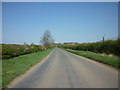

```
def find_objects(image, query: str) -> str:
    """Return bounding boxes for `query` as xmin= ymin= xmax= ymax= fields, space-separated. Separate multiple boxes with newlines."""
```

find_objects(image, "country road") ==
xmin=8 ymin=48 xmax=118 ymax=88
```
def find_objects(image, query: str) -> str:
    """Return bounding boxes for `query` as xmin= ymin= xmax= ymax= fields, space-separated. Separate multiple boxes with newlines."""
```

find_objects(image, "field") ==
xmin=2 ymin=49 xmax=53 ymax=88
xmin=65 ymin=49 xmax=119 ymax=69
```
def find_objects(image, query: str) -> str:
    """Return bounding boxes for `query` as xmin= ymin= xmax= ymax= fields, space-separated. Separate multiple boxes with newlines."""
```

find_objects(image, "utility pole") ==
xmin=103 ymin=35 xmax=105 ymax=42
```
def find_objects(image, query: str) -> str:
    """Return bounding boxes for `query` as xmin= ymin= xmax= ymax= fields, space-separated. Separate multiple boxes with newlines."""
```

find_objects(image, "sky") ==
xmin=0 ymin=2 xmax=1 ymax=44
xmin=2 ymin=2 xmax=118 ymax=44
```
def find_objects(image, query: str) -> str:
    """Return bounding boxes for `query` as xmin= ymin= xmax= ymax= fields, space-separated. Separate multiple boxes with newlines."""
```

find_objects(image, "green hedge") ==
xmin=59 ymin=39 xmax=120 ymax=56
xmin=2 ymin=44 xmax=43 ymax=60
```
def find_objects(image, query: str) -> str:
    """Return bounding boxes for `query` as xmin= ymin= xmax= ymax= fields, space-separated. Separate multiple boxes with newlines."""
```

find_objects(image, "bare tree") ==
xmin=40 ymin=30 xmax=54 ymax=49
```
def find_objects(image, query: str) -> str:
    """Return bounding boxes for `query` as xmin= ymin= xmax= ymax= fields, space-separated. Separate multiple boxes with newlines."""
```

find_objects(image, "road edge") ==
xmin=61 ymin=48 xmax=119 ymax=72
xmin=7 ymin=49 xmax=55 ymax=88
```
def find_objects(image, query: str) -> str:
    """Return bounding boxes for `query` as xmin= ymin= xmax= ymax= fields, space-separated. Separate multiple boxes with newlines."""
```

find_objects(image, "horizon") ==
xmin=1 ymin=38 xmax=117 ymax=45
xmin=2 ymin=2 xmax=118 ymax=44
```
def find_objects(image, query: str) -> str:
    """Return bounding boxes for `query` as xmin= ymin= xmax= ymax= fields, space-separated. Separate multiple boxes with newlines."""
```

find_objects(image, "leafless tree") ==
xmin=40 ymin=30 xmax=54 ymax=49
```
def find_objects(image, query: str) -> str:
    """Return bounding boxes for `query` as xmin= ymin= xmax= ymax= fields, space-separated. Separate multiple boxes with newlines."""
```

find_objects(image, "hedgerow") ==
xmin=2 ymin=44 xmax=43 ymax=60
xmin=59 ymin=39 xmax=120 ymax=56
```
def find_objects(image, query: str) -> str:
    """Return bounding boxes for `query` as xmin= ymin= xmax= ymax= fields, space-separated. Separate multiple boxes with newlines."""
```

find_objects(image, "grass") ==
xmin=0 ymin=61 xmax=2 ymax=90
xmin=2 ymin=49 xmax=53 ymax=88
xmin=65 ymin=49 xmax=119 ymax=69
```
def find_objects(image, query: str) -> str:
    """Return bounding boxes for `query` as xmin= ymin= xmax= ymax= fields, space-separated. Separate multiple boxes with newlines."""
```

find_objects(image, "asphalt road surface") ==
xmin=9 ymin=48 xmax=118 ymax=88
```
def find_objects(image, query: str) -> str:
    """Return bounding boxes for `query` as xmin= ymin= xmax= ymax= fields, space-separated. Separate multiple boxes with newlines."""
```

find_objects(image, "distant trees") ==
xmin=40 ymin=30 xmax=54 ymax=49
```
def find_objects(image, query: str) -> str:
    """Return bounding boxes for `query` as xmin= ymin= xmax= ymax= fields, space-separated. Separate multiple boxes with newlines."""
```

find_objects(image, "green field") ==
xmin=2 ymin=49 xmax=53 ymax=88
xmin=65 ymin=49 xmax=119 ymax=69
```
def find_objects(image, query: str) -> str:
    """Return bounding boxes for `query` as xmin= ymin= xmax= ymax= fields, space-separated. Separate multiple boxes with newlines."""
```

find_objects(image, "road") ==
xmin=9 ymin=48 xmax=118 ymax=88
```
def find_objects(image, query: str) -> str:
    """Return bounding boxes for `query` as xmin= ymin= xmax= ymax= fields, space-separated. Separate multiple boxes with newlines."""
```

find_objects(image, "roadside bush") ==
xmin=60 ymin=39 xmax=119 ymax=56
xmin=2 ymin=45 xmax=14 ymax=59
xmin=2 ymin=44 xmax=43 ymax=60
xmin=18 ymin=46 xmax=25 ymax=55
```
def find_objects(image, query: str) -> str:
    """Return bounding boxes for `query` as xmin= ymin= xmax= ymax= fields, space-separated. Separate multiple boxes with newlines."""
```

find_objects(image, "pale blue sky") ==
xmin=2 ymin=2 xmax=118 ymax=44
xmin=0 ymin=2 xmax=2 ymax=43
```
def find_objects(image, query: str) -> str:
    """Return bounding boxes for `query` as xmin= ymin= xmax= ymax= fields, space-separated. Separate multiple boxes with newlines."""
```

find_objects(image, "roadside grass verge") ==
xmin=2 ymin=49 xmax=53 ymax=88
xmin=0 ymin=61 xmax=2 ymax=90
xmin=65 ymin=49 xmax=119 ymax=69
